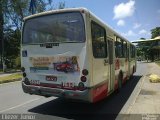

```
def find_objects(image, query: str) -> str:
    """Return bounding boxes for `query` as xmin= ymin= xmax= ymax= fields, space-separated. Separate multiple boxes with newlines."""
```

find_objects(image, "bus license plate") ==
xmin=46 ymin=76 xmax=57 ymax=81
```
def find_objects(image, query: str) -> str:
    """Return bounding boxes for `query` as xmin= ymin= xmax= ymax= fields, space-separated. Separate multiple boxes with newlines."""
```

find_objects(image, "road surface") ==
xmin=0 ymin=62 xmax=147 ymax=120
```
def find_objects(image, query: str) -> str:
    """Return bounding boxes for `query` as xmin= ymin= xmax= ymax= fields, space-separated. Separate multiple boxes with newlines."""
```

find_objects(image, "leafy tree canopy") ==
xmin=0 ymin=0 xmax=66 ymax=69
xmin=151 ymin=27 xmax=160 ymax=38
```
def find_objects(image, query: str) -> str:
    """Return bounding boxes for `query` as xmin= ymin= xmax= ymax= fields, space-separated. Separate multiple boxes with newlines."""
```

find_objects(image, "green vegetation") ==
xmin=0 ymin=1 xmax=66 ymax=84
xmin=0 ymin=0 xmax=66 ymax=71
xmin=151 ymin=27 xmax=160 ymax=39
xmin=0 ymin=73 xmax=22 ymax=84
xmin=136 ymin=27 xmax=160 ymax=62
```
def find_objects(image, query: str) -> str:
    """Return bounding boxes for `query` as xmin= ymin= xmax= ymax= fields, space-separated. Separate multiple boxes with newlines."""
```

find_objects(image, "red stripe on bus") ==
xmin=92 ymin=83 xmax=108 ymax=103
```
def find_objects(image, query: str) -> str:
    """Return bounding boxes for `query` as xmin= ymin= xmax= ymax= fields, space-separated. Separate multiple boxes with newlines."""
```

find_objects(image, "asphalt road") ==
xmin=0 ymin=62 xmax=147 ymax=120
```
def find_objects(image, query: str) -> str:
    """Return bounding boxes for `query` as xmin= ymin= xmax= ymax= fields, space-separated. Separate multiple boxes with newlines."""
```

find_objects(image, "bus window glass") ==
xmin=123 ymin=41 xmax=127 ymax=57
xmin=130 ymin=45 xmax=135 ymax=58
xmin=116 ymin=37 xmax=123 ymax=58
xmin=133 ymin=46 xmax=136 ymax=58
xmin=23 ymin=12 xmax=85 ymax=44
xmin=91 ymin=22 xmax=107 ymax=58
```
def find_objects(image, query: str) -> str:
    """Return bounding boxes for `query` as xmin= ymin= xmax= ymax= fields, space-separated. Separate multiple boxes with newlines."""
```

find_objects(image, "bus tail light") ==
xmin=81 ymin=76 xmax=87 ymax=82
xmin=82 ymin=69 xmax=88 ymax=76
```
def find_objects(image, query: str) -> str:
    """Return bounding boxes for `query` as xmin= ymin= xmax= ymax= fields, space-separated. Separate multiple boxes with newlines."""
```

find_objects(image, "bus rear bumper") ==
xmin=22 ymin=82 xmax=90 ymax=102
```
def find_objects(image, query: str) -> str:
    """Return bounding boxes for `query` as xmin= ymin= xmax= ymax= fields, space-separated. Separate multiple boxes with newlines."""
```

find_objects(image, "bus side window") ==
xmin=123 ymin=41 xmax=127 ymax=58
xmin=130 ymin=45 xmax=136 ymax=58
xmin=116 ymin=37 xmax=123 ymax=58
xmin=91 ymin=21 xmax=107 ymax=58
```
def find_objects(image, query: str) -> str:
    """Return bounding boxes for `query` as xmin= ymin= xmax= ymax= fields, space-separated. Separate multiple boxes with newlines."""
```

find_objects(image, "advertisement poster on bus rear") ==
xmin=29 ymin=56 xmax=80 ymax=74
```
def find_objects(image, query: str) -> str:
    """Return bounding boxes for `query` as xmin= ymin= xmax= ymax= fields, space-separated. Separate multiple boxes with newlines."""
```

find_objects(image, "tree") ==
xmin=136 ymin=27 xmax=160 ymax=62
xmin=0 ymin=0 xmax=66 ymax=70
xmin=4 ymin=0 xmax=45 ymax=30
xmin=150 ymin=27 xmax=160 ymax=61
xmin=136 ymin=37 xmax=152 ymax=59
xmin=5 ymin=0 xmax=29 ymax=30
xmin=3 ymin=29 xmax=21 ymax=68
xmin=29 ymin=0 xmax=66 ymax=14
xmin=151 ymin=27 xmax=160 ymax=38
xmin=58 ymin=1 xmax=66 ymax=9
xmin=0 ymin=0 xmax=29 ymax=69
xmin=0 ymin=0 xmax=6 ymax=68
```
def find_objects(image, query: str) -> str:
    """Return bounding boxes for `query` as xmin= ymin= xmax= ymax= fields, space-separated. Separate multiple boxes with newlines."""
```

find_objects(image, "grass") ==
xmin=0 ymin=73 xmax=22 ymax=84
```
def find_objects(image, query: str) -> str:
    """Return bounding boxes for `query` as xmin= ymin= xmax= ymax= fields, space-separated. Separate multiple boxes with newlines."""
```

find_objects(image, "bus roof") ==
xmin=23 ymin=7 xmax=89 ymax=21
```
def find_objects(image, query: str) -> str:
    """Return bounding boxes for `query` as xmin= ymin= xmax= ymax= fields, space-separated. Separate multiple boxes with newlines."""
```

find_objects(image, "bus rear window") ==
xmin=23 ymin=12 xmax=85 ymax=44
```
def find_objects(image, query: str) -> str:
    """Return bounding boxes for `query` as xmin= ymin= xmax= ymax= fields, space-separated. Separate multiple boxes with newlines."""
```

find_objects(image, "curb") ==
xmin=116 ymin=75 xmax=145 ymax=119
xmin=125 ymin=75 xmax=145 ymax=114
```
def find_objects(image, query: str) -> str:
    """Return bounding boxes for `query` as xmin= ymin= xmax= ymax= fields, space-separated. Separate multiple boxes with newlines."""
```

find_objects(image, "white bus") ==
xmin=21 ymin=8 xmax=136 ymax=103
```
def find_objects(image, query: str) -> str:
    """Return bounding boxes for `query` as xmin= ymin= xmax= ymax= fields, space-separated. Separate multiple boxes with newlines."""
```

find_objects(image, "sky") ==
xmin=52 ymin=0 xmax=160 ymax=41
